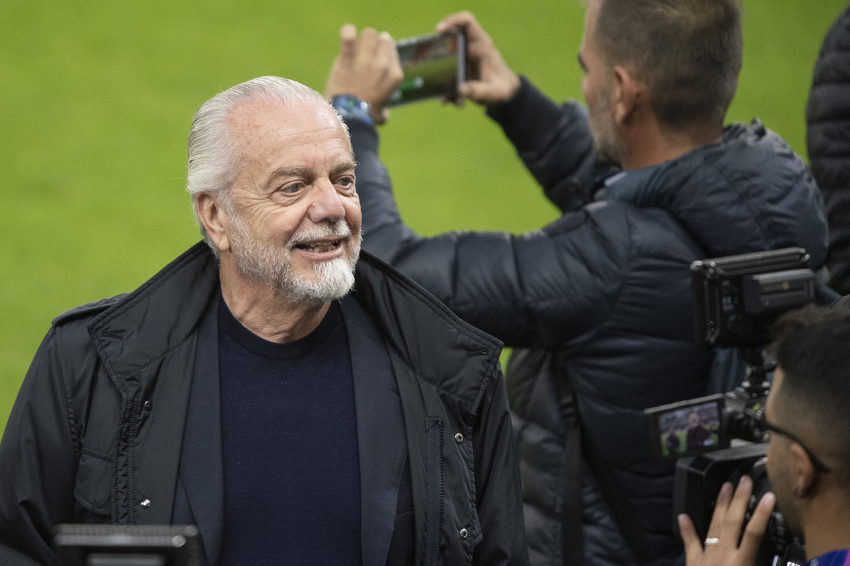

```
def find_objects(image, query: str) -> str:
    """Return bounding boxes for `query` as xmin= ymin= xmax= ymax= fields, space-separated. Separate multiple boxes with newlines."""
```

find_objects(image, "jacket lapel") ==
xmin=340 ymin=296 xmax=408 ymax=566
xmin=177 ymin=293 xmax=225 ymax=566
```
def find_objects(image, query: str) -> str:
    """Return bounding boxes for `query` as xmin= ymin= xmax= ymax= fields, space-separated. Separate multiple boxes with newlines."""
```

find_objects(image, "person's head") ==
xmin=188 ymin=76 xmax=361 ymax=307
xmin=688 ymin=412 xmax=701 ymax=429
xmin=765 ymin=305 xmax=850 ymax=531
xmin=579 ymin=0 xmax=742 ymax=165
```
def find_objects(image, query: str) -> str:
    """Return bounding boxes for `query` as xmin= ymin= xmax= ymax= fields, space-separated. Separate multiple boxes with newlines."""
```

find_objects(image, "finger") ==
xmin=358 ymin=27 xmax=380 ymax=58
xmin=737 ymin=492 xmax=775 ymax=565
xmin=437 ymin=11 xmax=481 ymax=36
xmin=677 ymin=514 xmax=703 ymax=561
xmin=339 ymin=24 xmax=357 ymax=60
xmin=458 ymin=80 xmax=491 ymax=101
xmin=705 ymin=481 xmax=733 ymax=540
xmin=377 ymin=30 xmax=398 ymax=64
xmin=723 ymin=476 xmax=754 ymax=539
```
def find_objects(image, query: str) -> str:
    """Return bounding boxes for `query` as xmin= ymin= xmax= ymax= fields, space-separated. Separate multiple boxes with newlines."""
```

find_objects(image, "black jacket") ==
xmin=0 ymin=242 xmax=527 ymax=566
xmin=807 ymin=2 xmax=850 ymax=294
xmin=350 ymin=78 xmax=829 ymax=566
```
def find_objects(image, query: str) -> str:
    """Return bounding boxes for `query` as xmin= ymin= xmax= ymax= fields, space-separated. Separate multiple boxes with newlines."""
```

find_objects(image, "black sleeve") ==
xmin=805 ymin=5 xmax=850 ymax=293
xmin=471 ymin=368 xmax=528 ymax=566
xmin=351 ymin=119 xmax=628 ymax=348
xmin=486 ymin=76 xmax=612 ymax=212
xmin=0 ymin=326 xmax=82 ymax=565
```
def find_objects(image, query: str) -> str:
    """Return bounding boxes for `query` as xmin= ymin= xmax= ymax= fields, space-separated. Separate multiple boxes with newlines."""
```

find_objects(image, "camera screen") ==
xmin=644 ymin=394 xmax=727 ymax=460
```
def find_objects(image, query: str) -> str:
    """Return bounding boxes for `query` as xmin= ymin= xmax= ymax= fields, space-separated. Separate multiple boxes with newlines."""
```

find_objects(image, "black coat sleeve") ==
xmin=352 ymin=118 xmax=628 ymax=349
xmin=0 ymin=326 xmax=84 ymax=565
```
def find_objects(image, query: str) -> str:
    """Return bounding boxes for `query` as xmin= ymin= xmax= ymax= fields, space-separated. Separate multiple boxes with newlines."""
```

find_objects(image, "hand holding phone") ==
xmin=325 ymin=25 xmax=404 ymax=124
xmin=386 ymin=30 xmax=467 ymax=107
xmin=436 ymin=11 xmax=520 ymax=106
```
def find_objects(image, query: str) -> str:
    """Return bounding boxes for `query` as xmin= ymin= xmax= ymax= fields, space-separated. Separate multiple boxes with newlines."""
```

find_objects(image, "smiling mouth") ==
xmin=295 ymin=239 xmax=343 ymax=253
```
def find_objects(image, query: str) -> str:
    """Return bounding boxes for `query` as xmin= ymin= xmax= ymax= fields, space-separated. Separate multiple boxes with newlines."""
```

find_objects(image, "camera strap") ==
xmin=554 ymin=366 xmax=657 ymax=565
xmin=556 ymin=364 xmax=585 ymax=566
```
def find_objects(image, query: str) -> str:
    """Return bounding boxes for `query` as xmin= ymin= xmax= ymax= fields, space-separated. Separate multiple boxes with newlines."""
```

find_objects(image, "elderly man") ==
xmin=322 ymin=0 xmax=830 ymax=565
xmin=0 ymin=77 xmax=527 ymax=566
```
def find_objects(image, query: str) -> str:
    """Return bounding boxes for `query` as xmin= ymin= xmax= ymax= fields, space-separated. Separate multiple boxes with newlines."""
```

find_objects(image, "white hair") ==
xmin=186 ymin=76 xmax=351 ymax=256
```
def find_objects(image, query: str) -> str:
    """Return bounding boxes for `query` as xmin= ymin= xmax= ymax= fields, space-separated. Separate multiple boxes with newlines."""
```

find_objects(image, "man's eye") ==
xmin=281 ymin=182 xmax=303 ymax=194
xmin=337 ymin=176 xmax=355 ymax=188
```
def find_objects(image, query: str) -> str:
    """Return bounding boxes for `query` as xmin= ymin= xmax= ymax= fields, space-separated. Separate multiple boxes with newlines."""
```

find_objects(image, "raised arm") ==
xmin=348 ymin=117 xmax=627 ymax=348
xmin=436 ymin=11 xmax=606 ymax=212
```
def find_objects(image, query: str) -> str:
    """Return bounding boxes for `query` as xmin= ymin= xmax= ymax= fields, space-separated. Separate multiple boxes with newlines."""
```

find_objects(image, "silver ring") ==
xmin=704 ymin=537 xmax=720 ymax=546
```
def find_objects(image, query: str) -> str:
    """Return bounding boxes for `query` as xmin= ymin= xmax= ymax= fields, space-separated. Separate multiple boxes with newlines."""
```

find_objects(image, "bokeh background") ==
xmin=1 ymin=0 xmax=846 ymax=435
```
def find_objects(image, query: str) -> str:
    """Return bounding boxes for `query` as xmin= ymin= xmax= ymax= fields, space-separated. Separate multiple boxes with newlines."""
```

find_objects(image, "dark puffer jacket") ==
xmin=807 ymin=2 xmax=850 ymax=294
xmin=351 ymin=78 xmax=829 ymax=566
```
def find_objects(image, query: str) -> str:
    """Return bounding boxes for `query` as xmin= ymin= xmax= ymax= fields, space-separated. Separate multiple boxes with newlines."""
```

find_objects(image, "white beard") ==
xmin=228 ymin=212 xmax=361 ymax=307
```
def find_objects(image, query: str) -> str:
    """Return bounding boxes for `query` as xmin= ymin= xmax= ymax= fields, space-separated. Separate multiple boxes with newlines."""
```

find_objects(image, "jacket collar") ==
xmin=603 ymin=119 xmax=828 ymax=265
xmin=87 ymin=243 xmax=220 ymax=388
xmin=351 ymin=251 xmax=504 ymax=418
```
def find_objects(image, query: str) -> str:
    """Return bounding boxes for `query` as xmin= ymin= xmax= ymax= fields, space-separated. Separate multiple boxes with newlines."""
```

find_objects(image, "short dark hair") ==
xmin=594 ymin=0 xmax=743 ymax=132
xmin=769 ymin=306 xmax=850 ymax=465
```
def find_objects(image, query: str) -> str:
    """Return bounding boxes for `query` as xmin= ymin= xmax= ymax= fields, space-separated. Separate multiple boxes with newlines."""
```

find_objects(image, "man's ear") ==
xmin=788 ymin=442 xmax=818 ymax=497
xmin=612 ymin=65 xmax=640 ymax=125
xmin=195 ymin=192 xmax=231 ymax=253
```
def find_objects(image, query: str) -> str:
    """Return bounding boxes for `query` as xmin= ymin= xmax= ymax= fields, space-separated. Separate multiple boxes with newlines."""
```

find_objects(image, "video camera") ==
xmin=644 ymin=247 xmax=817 ymax=566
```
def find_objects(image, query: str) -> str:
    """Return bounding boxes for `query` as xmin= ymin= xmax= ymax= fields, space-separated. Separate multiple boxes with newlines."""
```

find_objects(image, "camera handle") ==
xmin=735 ymin=347 xmax=773 ymax=400
xmin=722 ymin=347 xmax=774 ymax=442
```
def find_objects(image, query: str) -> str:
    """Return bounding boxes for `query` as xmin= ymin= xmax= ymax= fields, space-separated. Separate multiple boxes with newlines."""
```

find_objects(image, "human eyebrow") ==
xmin=267 ymin=167 xmax=313 ymax=184
xmin=330 ymin=160 xmax=358 ymax=176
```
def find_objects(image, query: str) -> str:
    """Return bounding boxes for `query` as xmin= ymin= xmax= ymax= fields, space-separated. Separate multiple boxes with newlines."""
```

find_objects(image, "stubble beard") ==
xmin=228 ymin=211 xmax=361 ymax=308
xmin=768 ymin=448 xmax=803 ymax=537
xmin=588 ymin=90 xmax=624 ymax=168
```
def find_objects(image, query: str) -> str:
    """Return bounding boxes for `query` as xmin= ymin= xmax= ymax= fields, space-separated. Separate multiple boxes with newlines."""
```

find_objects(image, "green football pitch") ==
xmin=1 ymin=0 xmax=846 ymax=435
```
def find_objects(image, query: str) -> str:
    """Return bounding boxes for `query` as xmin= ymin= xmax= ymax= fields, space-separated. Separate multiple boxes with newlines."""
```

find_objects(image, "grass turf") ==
xmin=1 ymin=0 xmax=847 ymax=435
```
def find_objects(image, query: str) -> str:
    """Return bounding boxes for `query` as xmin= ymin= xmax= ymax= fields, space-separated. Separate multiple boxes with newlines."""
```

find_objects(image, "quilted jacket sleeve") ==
xmin=352 ymin=113 xmax=628 ymax=349
xmin=806 ymin=4 xmax=850 ymax=294
xmin=0 ymin=325 xmax=86 ymax=565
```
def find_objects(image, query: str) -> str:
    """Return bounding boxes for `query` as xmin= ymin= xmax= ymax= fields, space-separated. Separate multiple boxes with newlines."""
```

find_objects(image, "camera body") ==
xmin=645 ymin=247 xmax=816 ymax=566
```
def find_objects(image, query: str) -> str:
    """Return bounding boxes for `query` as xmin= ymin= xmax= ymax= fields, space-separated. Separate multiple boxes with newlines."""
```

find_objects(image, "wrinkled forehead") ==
xmin=228 ymin=96 xmax=352 ymax=157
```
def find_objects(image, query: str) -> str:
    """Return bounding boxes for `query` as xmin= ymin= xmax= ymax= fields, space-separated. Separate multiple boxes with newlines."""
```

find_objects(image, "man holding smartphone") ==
xmin=324 ymin=2 xmax=829 ymax=566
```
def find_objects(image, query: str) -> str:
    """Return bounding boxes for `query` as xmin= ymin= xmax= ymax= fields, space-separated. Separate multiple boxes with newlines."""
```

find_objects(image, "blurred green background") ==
xmin=1 ymin=0 xmax=846 ymax=436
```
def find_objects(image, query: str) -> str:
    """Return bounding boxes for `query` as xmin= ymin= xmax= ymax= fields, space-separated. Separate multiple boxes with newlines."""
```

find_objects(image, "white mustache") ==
xmin=288 ymin=221 xmax=352 ymax=247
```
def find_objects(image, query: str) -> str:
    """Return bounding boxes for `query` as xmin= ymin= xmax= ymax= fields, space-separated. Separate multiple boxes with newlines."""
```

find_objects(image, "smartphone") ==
xmin=387 ymin=29 xmax=467 ymax=107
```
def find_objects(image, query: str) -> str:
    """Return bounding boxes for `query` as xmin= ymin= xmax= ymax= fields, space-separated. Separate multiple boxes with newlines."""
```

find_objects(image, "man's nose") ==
xmin=308 ymin=179 xmax=346 ymax=223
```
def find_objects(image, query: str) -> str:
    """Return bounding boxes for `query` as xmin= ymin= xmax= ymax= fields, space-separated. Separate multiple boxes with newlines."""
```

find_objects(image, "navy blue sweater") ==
xmin=218 ymin=299 xmax=361 ymax=565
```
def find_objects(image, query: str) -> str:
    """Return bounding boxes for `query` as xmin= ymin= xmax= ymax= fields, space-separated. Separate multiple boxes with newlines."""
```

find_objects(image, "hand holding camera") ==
xmin=679 ymin=477 xmax=776 ymax=566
